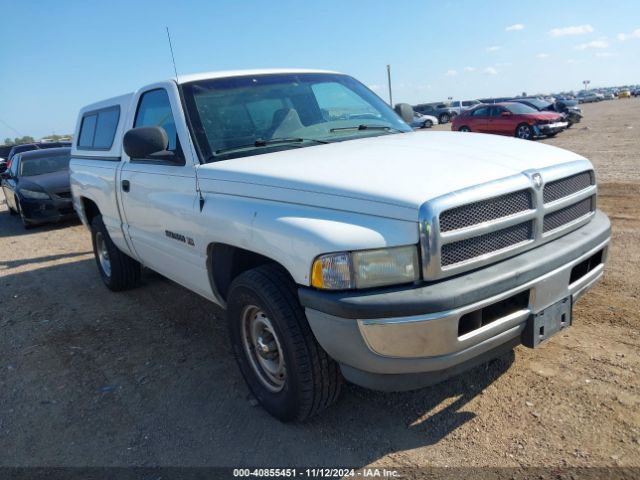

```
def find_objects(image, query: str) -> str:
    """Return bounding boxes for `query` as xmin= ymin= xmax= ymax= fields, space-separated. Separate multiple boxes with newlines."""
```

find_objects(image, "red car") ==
xmin=451 ymin=102 xmax=568 ymax=139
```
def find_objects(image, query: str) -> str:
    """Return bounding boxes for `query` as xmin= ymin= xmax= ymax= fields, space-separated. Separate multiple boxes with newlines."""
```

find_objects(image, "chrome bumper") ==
xmin=357 ymin=238 xmax=607 ymax=359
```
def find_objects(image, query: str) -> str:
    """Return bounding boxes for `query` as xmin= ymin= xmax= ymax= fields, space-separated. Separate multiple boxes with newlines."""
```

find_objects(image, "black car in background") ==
xmin=508 ymin=97 xmax=582 ymax=128
xmin=1 ymin=147 xmax=75 ymax=229
xmin=5 ymin=141 xmax=71 ymax=171
xmin=412 ymin=103 xmax=457 ymax=124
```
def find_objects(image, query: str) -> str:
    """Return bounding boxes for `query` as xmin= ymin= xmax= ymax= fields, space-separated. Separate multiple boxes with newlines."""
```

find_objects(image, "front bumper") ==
xmin=20 ymin=197 xmax=76 ymax=225
xmin=300 ymin=211 xmax=610 ymax=391
xmin=534 ymin=122 xmax=568 ymax=136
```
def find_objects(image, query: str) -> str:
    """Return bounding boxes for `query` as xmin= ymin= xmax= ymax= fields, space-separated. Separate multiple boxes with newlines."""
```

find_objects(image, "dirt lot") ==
xmin=1 ymin=99 xmax=638 ymax=472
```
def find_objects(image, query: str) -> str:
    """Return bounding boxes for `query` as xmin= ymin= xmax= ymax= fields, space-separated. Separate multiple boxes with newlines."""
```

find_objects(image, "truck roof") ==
xmin=176 ymin=68 xmax=339 ymax=84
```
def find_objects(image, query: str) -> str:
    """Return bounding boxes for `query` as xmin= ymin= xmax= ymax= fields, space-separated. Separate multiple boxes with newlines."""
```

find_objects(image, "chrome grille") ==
xmin=543 ymin=171 xmax=593 ymax=203
xmin=439 ymin=189 xmax=532 ymax=232
xmin=442 ymin=221 xmax=533 ymax=266
xmin=543 ymin=197 xmax=594 ymax=233
xmin=419 ymin=160 xmax=598 ymax=281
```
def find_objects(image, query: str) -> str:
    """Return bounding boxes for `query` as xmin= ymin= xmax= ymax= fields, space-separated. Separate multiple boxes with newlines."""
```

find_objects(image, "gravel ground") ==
xmin=0 ymin=99 xmax=638 ymax=472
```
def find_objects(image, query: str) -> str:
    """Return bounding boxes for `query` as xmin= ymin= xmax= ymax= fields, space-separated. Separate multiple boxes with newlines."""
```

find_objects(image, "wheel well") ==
xmin=208 ymin=243 xmax=290 ymax=302
xmin=81 ymin=198 xmax=100 ymax=225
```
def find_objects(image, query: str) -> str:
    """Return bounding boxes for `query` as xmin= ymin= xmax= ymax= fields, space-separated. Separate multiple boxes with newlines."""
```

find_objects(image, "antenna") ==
xmin=163 ymin=27 xmax=205 ymax=195
xmin=166 ymin=26 xmax=179 ymax=82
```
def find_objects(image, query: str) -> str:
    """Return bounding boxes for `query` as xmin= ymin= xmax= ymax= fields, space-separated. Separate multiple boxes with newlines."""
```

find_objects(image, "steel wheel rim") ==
xmin=517 ymin=126 xmax=531 ymax=139
xmin=425 ymin=120 xmax=432 ymax=128
xmin=241 ymin=305 xmax=286 ymax=392
xmin=95 ymin=232 xmax=112 ymax=277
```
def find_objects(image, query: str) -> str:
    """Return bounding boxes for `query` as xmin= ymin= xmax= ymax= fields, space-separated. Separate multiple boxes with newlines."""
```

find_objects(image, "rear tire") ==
xmin=439 ymin=113 xmax=450 ymax=124
xmin=459 ymin=126 xmax=471 ymax=132
xmin=423 ymin=119 xmax=433 ymax=128
xmin=91 ymin=215 xmax=141 ymax=291
xmin=515 ymin=123 xmax=533 ymax=140
xmin=227 ymin=264 xmax=343 ymax=422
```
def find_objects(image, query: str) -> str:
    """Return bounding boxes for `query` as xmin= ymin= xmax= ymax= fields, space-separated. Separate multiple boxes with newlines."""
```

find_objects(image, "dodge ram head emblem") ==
xmin=532 ymin=173 xmax=543 ymax=189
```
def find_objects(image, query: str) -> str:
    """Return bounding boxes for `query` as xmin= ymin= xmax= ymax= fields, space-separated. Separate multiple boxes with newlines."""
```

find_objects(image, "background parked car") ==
xmin=448 ymin=99 xmax=481 ymax=115
xmin=0 ymin=158 xmax=6 ymax=173
xmin=412 ymin=103 xmax=457 ymax=124
xmin=451 ymin=102 xmax=567 ymax=140
xmin=618 ymin=89 xmax=632 ymax=99
xmin=508 ymin=97 xmax=581 ymax=128
xmin=0 ymin=147 xmax=75 ymax=229
xmin=553 ymin=99 xmax=583 ymax=127
xmin=5 ymin=141 xmax=71 ymax=171
xmin=410 ymin=112 xmax=438 ymax=129
xmin=577 ymin=91 xmax=600 ymax=103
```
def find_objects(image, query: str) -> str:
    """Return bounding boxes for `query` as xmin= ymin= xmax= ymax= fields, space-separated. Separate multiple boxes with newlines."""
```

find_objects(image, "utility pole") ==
xmin=583 ymin=80 xmax=590 ymax=91
xmin=387 ymin=64 xmax=393 ymax=107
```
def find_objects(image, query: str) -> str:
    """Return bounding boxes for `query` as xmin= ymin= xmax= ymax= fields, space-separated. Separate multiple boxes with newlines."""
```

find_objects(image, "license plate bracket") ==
xmin=522 ymin=297 xmax=572 ymax=348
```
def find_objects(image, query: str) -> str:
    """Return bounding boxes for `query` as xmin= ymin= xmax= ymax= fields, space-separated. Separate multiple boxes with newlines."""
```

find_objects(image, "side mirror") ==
xmin=394 ymin=103 xmax=415 ymax=124
xmin=123 ymin=126 xmax=178 ymax=162
xmin=501 ymin=111 xmax=512 ymax=116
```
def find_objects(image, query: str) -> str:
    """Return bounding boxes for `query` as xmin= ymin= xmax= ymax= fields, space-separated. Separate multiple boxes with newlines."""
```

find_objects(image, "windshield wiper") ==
xmin=212 ymin=137 xmax=329 ymax=157
xmin=329 ymin=124 xmax=402 ymax=133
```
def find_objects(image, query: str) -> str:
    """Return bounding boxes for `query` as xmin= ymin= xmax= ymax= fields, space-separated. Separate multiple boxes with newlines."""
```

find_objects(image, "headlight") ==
xmin=20 ymin=189 xmax=50 ymax=199
xmin=311 ymin=246 xmax=419 ymax=290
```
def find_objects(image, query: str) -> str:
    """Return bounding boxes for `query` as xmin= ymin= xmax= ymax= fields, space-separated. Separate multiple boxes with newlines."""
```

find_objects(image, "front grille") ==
xmin=441 ymin=221 xmax=533 ymax=267
xmin=543 ymin=171 xmax=593 ymax=203
xmin=421 ymin=161 xmax=598 ymax=280
xmin=439 ymin=189 xmax=532 ymax=232
xmin=543 ymin=197 xmax=594 ymax=233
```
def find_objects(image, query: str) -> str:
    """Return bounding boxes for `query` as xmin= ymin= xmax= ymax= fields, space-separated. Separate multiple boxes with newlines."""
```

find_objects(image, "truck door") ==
xmin=118 ymin=85 xmax=208 ymax=297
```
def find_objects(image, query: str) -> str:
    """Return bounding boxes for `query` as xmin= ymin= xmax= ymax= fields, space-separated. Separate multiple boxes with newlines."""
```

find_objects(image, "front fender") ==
xmin=196 ymin=194 xmax=419 ymax=285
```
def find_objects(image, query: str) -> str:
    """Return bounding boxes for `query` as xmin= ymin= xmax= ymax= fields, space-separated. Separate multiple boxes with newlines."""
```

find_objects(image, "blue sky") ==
xmin=1 ymin=0 xmax=639 ymax=140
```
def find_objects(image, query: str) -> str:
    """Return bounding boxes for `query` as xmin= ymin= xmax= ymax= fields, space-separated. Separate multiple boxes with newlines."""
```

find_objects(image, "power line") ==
xmin=0 ymin=118 xmax=24 ymax=138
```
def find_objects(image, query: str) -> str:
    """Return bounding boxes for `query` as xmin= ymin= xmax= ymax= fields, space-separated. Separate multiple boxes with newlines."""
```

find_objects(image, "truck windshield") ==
xmin=181 ymin=72 xmax=412 ymax=161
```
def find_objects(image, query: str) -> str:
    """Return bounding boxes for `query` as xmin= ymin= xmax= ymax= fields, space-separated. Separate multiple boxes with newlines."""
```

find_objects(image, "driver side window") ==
xmin=134 ymin=89 xmax=181 ymax=154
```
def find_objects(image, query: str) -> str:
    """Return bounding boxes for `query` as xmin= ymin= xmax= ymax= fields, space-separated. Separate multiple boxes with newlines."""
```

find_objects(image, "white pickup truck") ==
xmin=70 ymin=69 xmax=610 ymax=421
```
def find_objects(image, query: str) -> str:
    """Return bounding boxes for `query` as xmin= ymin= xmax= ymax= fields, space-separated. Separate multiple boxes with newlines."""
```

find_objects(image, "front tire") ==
xmin=16 ymin=202 xmax=33 ymax=229
xmin=459 ymin=126 xmax=471 ymax=132
xmin=91 ymin=215 xmax=141 ymax=291
xmin=423 ymin=119 xmax=433 ymax=128
xmin=515 ymin=123 xmax=533 ymax=140
xmin=439 ymin=113 xmax=450 ymax=124
xmin=227 ymin=264 xmax=342 ymax=422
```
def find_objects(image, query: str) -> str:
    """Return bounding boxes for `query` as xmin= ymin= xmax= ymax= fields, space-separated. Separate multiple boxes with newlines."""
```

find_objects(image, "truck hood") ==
xmin=197 ymin=131 xmax=586 ymax=222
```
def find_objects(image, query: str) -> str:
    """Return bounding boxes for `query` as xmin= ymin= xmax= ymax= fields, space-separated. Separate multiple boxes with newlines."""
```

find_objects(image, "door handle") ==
xmin=121 ymin=180 xmax=130 ymax=192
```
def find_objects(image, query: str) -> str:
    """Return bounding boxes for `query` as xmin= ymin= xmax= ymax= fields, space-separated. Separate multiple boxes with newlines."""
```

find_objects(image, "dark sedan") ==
xmin=1 ymin=147 xmax=75 ymax=229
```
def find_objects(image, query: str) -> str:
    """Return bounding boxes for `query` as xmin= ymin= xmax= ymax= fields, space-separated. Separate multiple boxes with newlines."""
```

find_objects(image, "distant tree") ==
xmin=41 ymin=134 xmax=73 ymax=142
xmin=13 ymin=136 xmax=35 ymax=144
xmin=4 ymin=138 xmax=14 ymax=146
